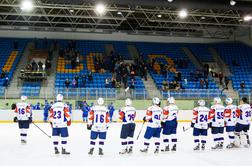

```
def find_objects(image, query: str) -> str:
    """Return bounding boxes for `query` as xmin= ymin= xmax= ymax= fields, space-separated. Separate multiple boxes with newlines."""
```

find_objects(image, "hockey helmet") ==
xmin=197 ymin=99 xmax=205 ymax=106
xmin=214 ymin=97 xmax=221 ymax=104
xmin=225 ymin=98 xmax=233 ymax=104
xmin=21 ymin=95 xmax=27 ymax=101
xmin=152 ymin=97 xmax=160 ymax=105
xmin=56 ymin=94 xmax=63 ymax=101
xmin=125 ymin=98 xmax=132 ymax=106
xmin=97 ymin=97 xmax=104 ymax=106
xmin=167 ymin=97 xmax=175 ymax=104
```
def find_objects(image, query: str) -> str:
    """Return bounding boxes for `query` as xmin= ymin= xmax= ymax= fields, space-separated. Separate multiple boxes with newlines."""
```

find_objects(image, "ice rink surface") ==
xmin=1 ymin=122 xmax=252 ymax=166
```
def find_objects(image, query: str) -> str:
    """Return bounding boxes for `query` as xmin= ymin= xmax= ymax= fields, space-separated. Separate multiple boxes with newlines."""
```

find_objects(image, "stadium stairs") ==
xmin=6 ymin=42 xmax=32 ymax=98
xmin=39 ymin=45 xmax=58 ymax=99
xmin=181 ymin=47 xmax=203 ymax=70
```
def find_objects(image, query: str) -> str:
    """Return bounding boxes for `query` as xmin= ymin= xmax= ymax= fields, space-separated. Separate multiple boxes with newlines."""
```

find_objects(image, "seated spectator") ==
xmin=65 ymin=79 xmax=70 ymax=88
xmin=204 ymin=78 xmax=209 ymax=89
xmin=3 ymin=76 xmax=9 ymax=87
xmin=105 ymin=78 xmax=110 ymax=88
xmin=111 ymin=77 xmax=116 ymax=88
xmin=88 ymin=71 xmax=93 ymax=82
xmin=200 ymin=79 xmax=204 ymax=89
xmin=72 ymin=78 xmax=77 ymax=88
xmin=129 ymin=78 xmax=135 ymax=90
xmin=240 ymin=81 xmax=245 ymax=90
xmin=224 ymin=76 xmax=229 ymax=89
xmin=162 ymin=80 xmax=169 ymax=92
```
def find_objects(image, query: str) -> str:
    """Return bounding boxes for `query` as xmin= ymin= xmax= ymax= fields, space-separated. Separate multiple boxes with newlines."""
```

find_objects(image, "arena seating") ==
xmin=135 ymin=42 xmax=220 ymax=98
xmin=213 ymin=42 xmax=252 ymax=96
xmin=21 ymin=82 xmax=41 ymax=97
xmin=54 ymin=40 xmax=148 ymax=98
xmin=186 ymin=44 xmax=214 ymax=62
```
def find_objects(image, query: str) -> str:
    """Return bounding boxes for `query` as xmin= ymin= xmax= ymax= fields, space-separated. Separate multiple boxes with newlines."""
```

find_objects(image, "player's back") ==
xmin=50 ymin=102 xmax=70 ymax=128
xmin=225 ymin=104 xmax=237 ymax=126
xmin=163 ymin=104 xmax=179 ymax=121
xmin=119 ymin=106 xmax=136 ymax=123
xmin=237 ymin=104 xmax=252 ymax=125
xmin=211 ymin=104 xmax=225 ymax=127
xmin=90 ymin=105 xmax=109 ymax=131
xmin=146 ymin=105 xmax=163 ymax=128
xmin=193 ymin=106 xmax=210 ymax=129
xmin=15 ymin=102 xmax=31 ymax=121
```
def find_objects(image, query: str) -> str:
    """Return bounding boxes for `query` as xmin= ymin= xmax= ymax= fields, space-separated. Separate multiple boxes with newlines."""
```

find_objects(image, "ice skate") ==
xmin=88 ymin=148 xmax=94 ymax=155
xmin=140 ymin=148 xmax=148 ymax=153
xmin=211 ymin=144 xmax=219 ymax=150
xmin=161 ymin=145 xmax=169 ymax=152
xmin=21 ymin=139 xmax=27 ymax=144
xmin=54 ymin=147 xmax=60 ymax=154
xmin=61 ymin=148 xmax=70 ymax=155
xmin=201 ymin=144 xmax=205 ymax=151
xmin=171 ymin=144 xmax=176 ymax=151
xmin=99 ymin=148 xmax=104 ymax=155
xmin=218 ymin=142 xmax=223 ymax=149
xmin=119 ymin=149 xmax=128 ymax=155
xmin=193 ymin=144 xmax=200 ymax=151
xmin=154 ymin=147 xmax=159 ymax=154
xmin=226 ymin=143 xmax=235 ymax=149
xmin=127 ymin=146 xmax=133 ymax=154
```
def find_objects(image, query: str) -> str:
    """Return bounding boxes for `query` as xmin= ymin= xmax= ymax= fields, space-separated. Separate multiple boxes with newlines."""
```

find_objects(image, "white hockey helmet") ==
xmin=97 ymin=97 xmax=104 ymax=106
xmin=125 ymin=98 xmax=132 ymax=106
xmin=21 ymin=95 xmax=27 ymax=101
xmin=198 ymin=99 xmax=205 ymax=106
xmin=56 ymin=94 xmax=63 ymax=101
xmin=225 ymin=97 xmax=233 ymax=104
xmin=214 ymin=97 xmax=221 ymax=104
xmin=152 ymin=97 xmax=160 ymax=105
xmin=167 ymin=97 xmax=175 ymax=104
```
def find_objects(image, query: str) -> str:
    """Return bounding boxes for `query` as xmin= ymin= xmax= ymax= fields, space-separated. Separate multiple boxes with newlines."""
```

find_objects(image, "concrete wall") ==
xmin=0 ymin=109 xmax=192 ymax=122
xmin=0 ymin=29 xmax=231 ymax=43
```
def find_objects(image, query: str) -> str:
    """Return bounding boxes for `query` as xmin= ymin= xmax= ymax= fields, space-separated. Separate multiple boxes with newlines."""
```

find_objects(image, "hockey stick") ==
xmin=32 ymin=122 xmax=51 ymax=138
xmin=183 ymin=126 xmax=191 ymax=132
xmin=136 ymin=121 xmax=145 ymax=140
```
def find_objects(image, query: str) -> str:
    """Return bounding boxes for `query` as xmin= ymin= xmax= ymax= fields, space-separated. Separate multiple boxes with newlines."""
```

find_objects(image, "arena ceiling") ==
xmin=0 ymin=0 xmax=252 ymax=39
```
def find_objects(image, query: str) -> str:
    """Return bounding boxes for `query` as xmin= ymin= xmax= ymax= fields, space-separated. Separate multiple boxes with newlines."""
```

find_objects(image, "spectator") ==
xmin=88 ymin=71 xmax=93 ymax=82
xmin=200 ymin=79 xmax=204 ymax=89
xmin=38 ymin=61 xmax=43 ymax=71
xmin=1 ymin=70 xmax=6 ymax=78
xmin=81 ymin=101 xmax=89 ymax=123
xmin=205 ymin=78 xmax=209 ymax=89
xmin=72 ymin=78 xmax=77 ymax=88
xmin=43 ymin=100 xmax=51 ymax=122
xmin=81 ymin=74 xmax=86 ymax=87
xmin=240 ymin=81 xmax=245 ymax=91
xmin=105 ymin=78 xmax=110 ymax=88
xmin=3 ymin=76 xmax=9 ymax=87
xmin=219 ymin=72 xmax=223 ymax=85
xmin=74 ymin=75 xmax=79 ymax=88
xmin=224 ymin=76 xmax=229 ymax=89
xmin=162 ymin=80 xmax=169 ymax=92
xmin=129 ymin=78 xmax=135 ymax=90
xmin=31 ymin=60 xmax=38 ymax=71
xmin=65 ymin=79 xmax=70 ymax=89
xmin=111 ymin=77 xmax=116 ymax=88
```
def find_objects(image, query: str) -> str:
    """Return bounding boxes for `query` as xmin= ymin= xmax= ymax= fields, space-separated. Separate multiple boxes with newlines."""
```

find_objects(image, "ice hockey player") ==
xmin=87 ymin=97 xmax=110 ymax=155
xmin=209 ymin=97 xmax=226 ymax=150
xmin=224 ymin=97 xmax=237 ymax=149
xmin=13 ymin=95 xmax=32 ymax=144
xmin=81 ymin=100 xmax=89 ymax=123
xmin=161 ymin=97 xmax=179 ymax=152
xmin=43 ymin=100 xmax=51 ymax=122
xmin=140 ymin=97 xmax=163 ymax=153
xmin=191 ymin=99 xmax=210 ymax=151
xmin=118 ymin=98 xmax=136 ymax=154
xmin=49 ymin=94 xmax=71 ymax=155
xmin=234 ymin=97 xmax=252 ymax=148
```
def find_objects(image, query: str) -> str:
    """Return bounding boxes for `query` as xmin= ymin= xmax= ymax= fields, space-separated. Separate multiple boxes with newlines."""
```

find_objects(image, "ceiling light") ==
xmin=157 ymin=14 xmax=162 ymax=18
xmin=69 ymin=9 xmax=74 ymax=13
xmin=179 ymin=9 xmax=188 ymax=19
xmin=201 ymin=16 xmax=205 ymax=20
xmin=21 ymin=0 xmax=34 ymax=12
xmin=117 ymin=11 xmax=122 ymax=15
xmin=168 ymin=0 xmax=173 ymax=2
xmin=244 ymin=15 xmax=252 ymax=22
xmin=230 ymin=0 xmax=236 ymax=6
xmin=95 ymin=3 xmax=106 ymax=16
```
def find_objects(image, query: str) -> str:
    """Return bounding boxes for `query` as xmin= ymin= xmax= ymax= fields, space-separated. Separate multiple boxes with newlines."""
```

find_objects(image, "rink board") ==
xmin=0 ymin=109 xmax=192 ymax=123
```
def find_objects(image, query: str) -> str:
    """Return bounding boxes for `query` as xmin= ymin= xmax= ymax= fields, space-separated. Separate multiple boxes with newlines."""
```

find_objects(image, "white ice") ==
xmin=1 ymin=123 xmax=252 ymax=166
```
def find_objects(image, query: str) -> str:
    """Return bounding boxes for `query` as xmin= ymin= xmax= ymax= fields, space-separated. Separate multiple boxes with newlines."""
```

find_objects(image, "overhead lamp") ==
xmin=157 ymin=14 xmax=162 ymax=18
xmin=21 ymin=0 xmax=34 ymax=12
xmin=95 ymin=3 xmax=106 ymax=16
xmin=244 ymin=15 xmax=252 ymax=22
xmin=179 ymin=9 xmax=188 ymax=19
xmin=117 ymin=11 xmax=122 ymax=15
xmin=230 ymin=0 xmax=236 ymax=6
xmin=168 ymin=0 xmax=173 ymax=2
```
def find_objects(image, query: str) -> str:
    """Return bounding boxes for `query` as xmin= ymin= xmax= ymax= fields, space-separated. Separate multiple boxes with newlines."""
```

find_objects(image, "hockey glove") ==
xmin=190 ymin=122 xmax=195 ymax=128
xmin=28 ymin=117 xmax=32 ymax=124
xmin=67 ymin=120 xmax=71 ymax=126
xmin=87 ymin=124 xmax=92 ymax=130
xmin=161 ymin=121 xmax=165 ymax=128
xmin=143 ymin=117 xmax=147 ymax=122
xmin=13 ymin=117 xmax=18 ymax=123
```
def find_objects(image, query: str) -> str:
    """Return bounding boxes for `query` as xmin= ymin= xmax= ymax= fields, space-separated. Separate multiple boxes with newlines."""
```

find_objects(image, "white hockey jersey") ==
xmin=88 ymin=105 xmax=109 ymax=132
xmin=224 ymin=104 xmax=237 ymax=126
xmin=236 ymin=104 xmax=252 ymax=125
xmin=163 ymin=104 xmax=179 ymax=121
xmin=14 ymin=102 xmax=31 ymax=121
xmin=192 ymin=106 xmax=210 ymax=129
xmin=119 ymin=106 xmax=136 ymax=124
xmin=49 ymin=102 xmax=70 ymax=128
xmin=145 ymin=105 xmax=163 ymax=128
xmin=210 ymin=104 xmax=226 ymax=127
